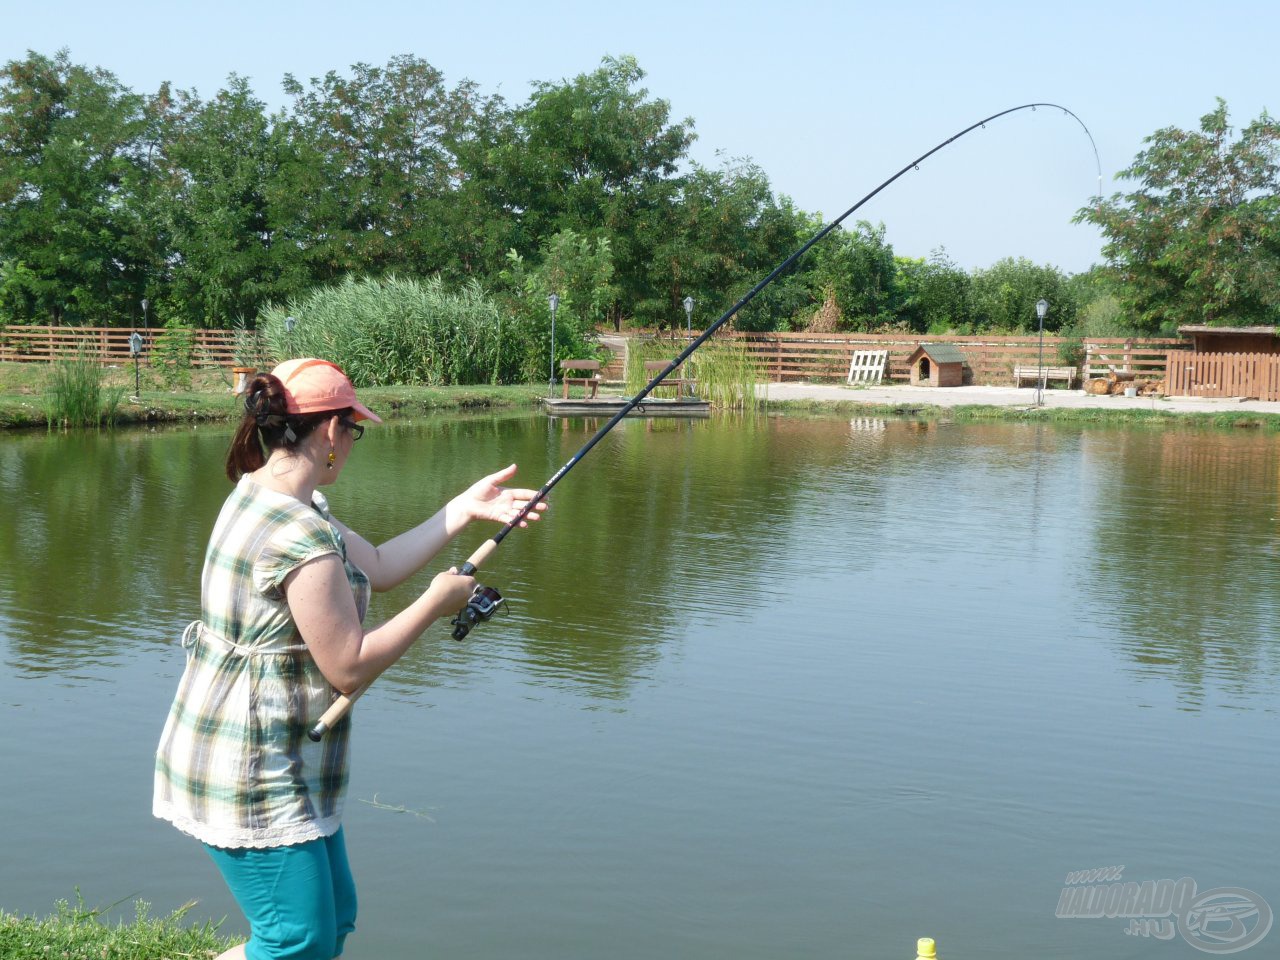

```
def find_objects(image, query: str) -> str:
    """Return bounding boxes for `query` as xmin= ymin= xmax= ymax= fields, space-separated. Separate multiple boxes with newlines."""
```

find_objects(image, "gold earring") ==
xmin=327 ymin=449 xmax=336 ymax=470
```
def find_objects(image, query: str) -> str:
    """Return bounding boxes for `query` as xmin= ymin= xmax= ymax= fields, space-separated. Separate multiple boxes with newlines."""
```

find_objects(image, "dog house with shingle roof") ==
xmin=906 ymin=343 xmax=966 ymax=387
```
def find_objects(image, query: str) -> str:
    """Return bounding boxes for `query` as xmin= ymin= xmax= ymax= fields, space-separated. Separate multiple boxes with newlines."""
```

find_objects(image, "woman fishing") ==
xmin=153 ymin=357 xmax=546 ymax=960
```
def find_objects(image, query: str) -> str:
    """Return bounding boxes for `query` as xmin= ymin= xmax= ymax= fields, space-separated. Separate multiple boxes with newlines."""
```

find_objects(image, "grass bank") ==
xmin=0 ymin=362 xmax=545 ymax=429
xmin=0 ymin=895 xmax=236 ymax=959
xmin=7 ymin=362 xmax=1280 ymax=432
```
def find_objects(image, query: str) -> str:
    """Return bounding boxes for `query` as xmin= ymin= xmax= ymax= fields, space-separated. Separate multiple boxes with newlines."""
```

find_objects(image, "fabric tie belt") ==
xmin=181 ymin=620 xmax=309 ymax=656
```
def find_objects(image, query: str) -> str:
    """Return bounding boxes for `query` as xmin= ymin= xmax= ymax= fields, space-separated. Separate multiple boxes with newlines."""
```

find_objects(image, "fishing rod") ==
xmin=308 ymin=102 xmax=1101 ymax=741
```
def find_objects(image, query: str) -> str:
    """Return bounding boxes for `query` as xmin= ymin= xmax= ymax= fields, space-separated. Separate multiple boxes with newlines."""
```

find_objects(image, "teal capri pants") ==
xmin=204 ymin=826 xmax=357 ymax=960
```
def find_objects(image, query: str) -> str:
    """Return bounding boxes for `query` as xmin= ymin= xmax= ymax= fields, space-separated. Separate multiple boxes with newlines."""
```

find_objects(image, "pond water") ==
xmin=2 ymin=412 xmax=1278 ymax=959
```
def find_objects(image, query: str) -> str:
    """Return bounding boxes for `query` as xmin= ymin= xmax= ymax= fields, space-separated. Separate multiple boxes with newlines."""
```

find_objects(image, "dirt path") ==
xmin=757 ymin=382 xmax=1280 ymax=415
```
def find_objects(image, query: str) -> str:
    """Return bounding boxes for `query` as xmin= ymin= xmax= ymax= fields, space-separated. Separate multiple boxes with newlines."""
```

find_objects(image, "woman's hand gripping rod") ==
xmin=308 ymin=102 xmax=1101 ymax=742
xmin=307 ymin=538 xmax=509 ymax=741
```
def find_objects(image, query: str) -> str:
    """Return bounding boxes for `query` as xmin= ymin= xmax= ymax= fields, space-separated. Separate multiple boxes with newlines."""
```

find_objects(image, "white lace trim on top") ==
xmin=153 ymin=797 xmax=341 ymax=849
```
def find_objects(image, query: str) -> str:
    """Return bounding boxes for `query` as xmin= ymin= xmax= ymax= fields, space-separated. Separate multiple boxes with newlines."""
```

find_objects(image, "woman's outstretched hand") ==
xmin=453 ymin=464 xmax=548 ymax=529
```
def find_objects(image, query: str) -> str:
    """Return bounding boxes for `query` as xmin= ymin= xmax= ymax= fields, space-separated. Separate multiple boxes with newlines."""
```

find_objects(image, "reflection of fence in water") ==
xmin=849 ymin=417 xmax=887 ymax=434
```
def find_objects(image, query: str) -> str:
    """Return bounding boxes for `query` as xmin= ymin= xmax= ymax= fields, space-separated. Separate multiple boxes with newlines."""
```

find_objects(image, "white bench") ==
xmin=1013 ymin=365 xmax=1077 ymax=388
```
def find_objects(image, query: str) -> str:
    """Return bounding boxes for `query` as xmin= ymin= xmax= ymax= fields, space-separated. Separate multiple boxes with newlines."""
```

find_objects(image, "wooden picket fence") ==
xmin=0 ymin=325 xmax=263 ymax=367
xmin=1165 ymin=352 xmax=1280 ymax=401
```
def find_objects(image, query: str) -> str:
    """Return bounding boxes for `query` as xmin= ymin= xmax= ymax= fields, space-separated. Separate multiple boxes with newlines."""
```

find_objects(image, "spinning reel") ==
xmin=451 ymin=584 xmax=504 ymax=641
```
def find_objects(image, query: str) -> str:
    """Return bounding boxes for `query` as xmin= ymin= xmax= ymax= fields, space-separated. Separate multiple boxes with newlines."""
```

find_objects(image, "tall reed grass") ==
xmin=43 ymin=350 xmax=125 ymax=428
xmin=254 ymin=276 xmax=524 ymax=387
xmin=625 ymin=336 xmax=763 ymax=412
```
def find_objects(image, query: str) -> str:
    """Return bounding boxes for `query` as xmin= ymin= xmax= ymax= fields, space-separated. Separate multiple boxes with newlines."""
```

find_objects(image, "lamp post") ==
xmin=1035 ymin=298 xmax=1049 ymax=407
xmin=548 ymin=293 xmax=560 ymax=397
xmin=129 ymin=331 xmax=144 ymax=400
xmin=141 ymin=298 xmax=149 ymax=334
xmin=284 ymin=315 xmax=296 ymax=355
xmin=682 ymin=295 xmax=695 ymax=339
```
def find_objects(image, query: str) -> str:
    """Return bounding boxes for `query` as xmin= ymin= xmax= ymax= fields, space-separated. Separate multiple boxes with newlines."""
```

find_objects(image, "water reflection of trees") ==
xmin=367 ymin=414 xmax=896 ymax=700
xmin=0 ymin=427 xmax=229 ymax=674
xmin=17 ymin=417 xmax=1275 ymax=708
xmin=1078 ymin=429 xmax=1280 ymax=705
xmin=0 ymin=415 xmax=895 ymax=702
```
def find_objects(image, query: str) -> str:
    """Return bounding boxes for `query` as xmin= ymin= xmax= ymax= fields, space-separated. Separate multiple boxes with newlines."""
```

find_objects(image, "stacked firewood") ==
xmin=1084 ymin=371 xmax=1165 ymax=396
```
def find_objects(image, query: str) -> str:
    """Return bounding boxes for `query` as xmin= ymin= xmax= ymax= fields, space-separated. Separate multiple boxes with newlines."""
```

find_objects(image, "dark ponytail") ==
xmin=225 ymin=373 xmax=349 ymax=481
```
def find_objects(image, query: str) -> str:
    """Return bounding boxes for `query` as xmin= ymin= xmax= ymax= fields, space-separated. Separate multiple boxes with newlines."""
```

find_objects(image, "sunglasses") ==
xmin=340 ymin=417 xmax=364 ymax=441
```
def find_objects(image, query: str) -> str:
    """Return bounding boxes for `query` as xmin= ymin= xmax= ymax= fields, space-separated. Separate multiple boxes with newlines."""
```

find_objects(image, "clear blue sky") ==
xmin=4 ymin=0 xmax=1276 ymax=276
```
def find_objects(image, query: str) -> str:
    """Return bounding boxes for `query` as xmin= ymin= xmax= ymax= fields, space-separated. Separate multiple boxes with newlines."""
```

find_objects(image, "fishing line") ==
xmin=309 ymin=102 xmax=1102 ymax=740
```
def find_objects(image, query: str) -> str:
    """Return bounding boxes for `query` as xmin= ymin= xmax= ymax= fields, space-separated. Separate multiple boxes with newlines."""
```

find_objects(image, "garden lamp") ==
xmin=1035 ymin=298 xmax=1049 ymax=407
xmin=548 ymin=293 xmax=560 ymax=397
xmin=683 ymin=296 xmax=695 ymax=338
xmin=129 ymin=331 xmax=144 ymax=400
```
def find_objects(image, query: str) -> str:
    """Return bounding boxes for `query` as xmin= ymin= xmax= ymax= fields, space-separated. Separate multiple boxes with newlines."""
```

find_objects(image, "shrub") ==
xmin=150 ymin=320 xmax=197 ymax=389
xmin=256 ymin=276 xmax=521 ymax=386
xmin=625 ymin=335 xmax=762 ymax=411
xmin=43 ymin=349 xmax=125 ymax=428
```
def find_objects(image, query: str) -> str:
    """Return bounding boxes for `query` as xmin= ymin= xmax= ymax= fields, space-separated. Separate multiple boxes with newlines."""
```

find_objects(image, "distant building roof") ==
xmin=1177 ymin=325 xmax=1278 ymax=336
xmin=908 ymin=343 xmax=967 ymax=365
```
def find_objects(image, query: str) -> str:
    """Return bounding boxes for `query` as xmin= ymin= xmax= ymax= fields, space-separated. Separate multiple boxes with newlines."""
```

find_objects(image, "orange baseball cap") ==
xmin=271 ymin=358 xmax=382 ymax=423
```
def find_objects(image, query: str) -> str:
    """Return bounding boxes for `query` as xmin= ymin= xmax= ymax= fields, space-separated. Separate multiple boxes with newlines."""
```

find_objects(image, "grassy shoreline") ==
xmin=0 ymin=362 xmax=548 ymax=429
xmin=766 ymin=397 xmax=1280 ymax=430
xmin=5 ymin=362 xmax=1280 ymax=432
xmin=0 ymin=895 xmax=237 ymax=959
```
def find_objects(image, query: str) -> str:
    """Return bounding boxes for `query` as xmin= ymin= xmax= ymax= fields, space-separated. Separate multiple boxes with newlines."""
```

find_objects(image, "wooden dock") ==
xmin=541 ymin=397 xmax=711 ymax=418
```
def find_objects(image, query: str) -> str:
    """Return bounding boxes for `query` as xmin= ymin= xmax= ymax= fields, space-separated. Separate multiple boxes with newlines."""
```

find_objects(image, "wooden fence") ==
xmin=0 ymin=325 xmax=261 ymax=367
xmin=1165 ymin=352 xmax=1280 ymax=401
xmin=1082 ymin=340 xmax=1178 ymax=382
xmin=702 ymin=332 xmax=1187 ymax=386
xmin=2 ymin=324 xmax=1240 ymax=392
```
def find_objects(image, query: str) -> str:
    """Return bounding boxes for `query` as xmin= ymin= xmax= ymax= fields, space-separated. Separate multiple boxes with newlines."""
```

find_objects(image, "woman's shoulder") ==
xmin=218 ymin=477 xmax=340 ymax=551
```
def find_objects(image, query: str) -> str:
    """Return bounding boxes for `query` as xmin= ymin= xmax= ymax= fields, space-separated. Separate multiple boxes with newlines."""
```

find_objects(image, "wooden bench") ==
xmin=643 ymin=359 xmax=696 ymax=399
xmin=560 ymin=359 xmax=601 ymax=399
xmin=1013 ymin=365 xmax=1077 ymax=388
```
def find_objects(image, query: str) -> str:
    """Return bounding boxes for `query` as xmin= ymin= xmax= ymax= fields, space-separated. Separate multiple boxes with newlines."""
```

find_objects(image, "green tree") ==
xmin=160 ymin=76 xmax=282 ymax=327
xmin=1061 ymin=264 xmax=1137 ymax=338
xmin=0 ymin=50 xmax=151 ymax=324
xmin=653 ymin=157 xmax=808 ymax=332
xmin=1076 ymin=99 xmax=1280 ymax=333
xmin=487 ymin=55 xmax=695 ymax=326
xmin=274 ymin=55 xmax=503 ymax=285
xmin=912 ymin=249 xmax=974 ymax=334
xmin=499 ymin=228 xmax=616 ymax=377
xmin=807 ymin=221 xmax=898 ymax=331
xmin=968 ymin=256 xmax=1077 ymax=332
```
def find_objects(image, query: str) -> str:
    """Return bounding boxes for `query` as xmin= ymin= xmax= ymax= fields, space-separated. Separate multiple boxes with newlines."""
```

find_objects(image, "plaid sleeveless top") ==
xmin=153 ymin=475 xmax=370 ymax=848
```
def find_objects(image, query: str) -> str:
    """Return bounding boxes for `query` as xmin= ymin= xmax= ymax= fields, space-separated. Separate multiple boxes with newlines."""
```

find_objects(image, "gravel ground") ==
xmin=757 ymin=381 xmax=1280 ymax=414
